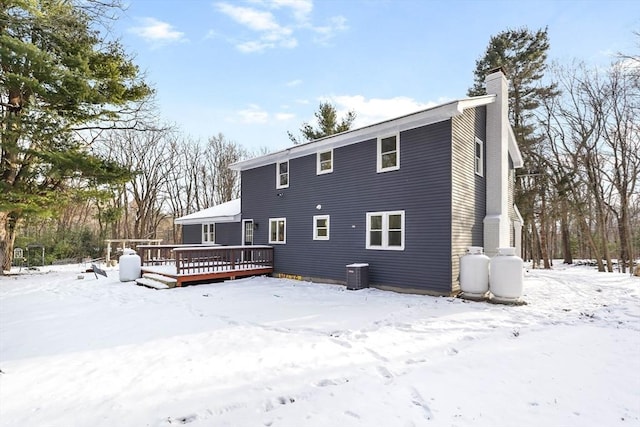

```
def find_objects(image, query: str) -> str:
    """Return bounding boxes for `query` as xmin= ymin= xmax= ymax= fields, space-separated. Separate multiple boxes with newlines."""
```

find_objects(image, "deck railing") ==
xmin=173 ymin=245 xmax=273 ymax=275
xmin=138 ymin=244 xmax=220 ymax=266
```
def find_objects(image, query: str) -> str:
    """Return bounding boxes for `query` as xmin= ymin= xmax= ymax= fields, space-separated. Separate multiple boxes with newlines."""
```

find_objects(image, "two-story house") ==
xmin=193 ymin=69 xmax=522 ymax=295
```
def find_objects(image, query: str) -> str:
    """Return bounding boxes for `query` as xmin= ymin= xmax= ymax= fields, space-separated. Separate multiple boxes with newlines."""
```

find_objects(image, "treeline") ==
xmin=16 ymin=129 xmax=254 ymax=263
xmin=531 ymin=62 xmax=639 ymax=272
xmin=469 ymin=29 xmax=639 ymax=273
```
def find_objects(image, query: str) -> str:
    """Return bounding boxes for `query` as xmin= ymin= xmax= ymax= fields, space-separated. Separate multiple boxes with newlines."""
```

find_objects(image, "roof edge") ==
xmin=231 ymin=95 xmax=496 ymax=171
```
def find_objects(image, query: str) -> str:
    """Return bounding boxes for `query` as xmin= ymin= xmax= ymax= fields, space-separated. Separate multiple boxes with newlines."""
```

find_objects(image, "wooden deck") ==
xmin=138 ymin=245 xmax=273 ymax=286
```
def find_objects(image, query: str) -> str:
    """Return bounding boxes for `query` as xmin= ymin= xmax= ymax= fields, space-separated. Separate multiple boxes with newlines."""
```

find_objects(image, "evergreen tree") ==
xmin=468 ymin=27 xmax=557 ymax=265
xmin=0 ymin=0 xmax=152 ymax=272
xmin=288 ymin=101 xmax=356 ymax=144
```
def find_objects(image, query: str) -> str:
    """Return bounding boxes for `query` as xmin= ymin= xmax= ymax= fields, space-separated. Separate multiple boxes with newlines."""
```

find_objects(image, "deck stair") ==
xmin=136 ymin=273 xmax=178 ymax=290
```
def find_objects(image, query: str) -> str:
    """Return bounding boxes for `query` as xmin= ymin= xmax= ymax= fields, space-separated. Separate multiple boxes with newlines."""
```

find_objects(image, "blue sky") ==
xmin=113 ymin=0 xmax=639 ymax=152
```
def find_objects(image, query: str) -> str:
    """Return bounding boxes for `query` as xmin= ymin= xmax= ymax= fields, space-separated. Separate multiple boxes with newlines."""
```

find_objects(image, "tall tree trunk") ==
xmin=531 ymin=220 xmax=542 ymax=269
xmin=616 ymin=209 xmax=631 ymax=274
xmin=580 ymin=217 xmax=604 ymax=271
xmin=596 ymin=206 xmax=613 ymax=272
xmin=0 ymin=212 xmax=19 ymax=273
xmin=538 ymin=191 xmax=552 ymax=269
xmin=561 ymin=200 xmax=573 ymax=264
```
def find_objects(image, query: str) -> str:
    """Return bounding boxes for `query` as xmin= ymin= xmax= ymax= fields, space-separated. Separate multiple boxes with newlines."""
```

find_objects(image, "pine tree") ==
xmin=288 ymin=101 xmax=356 ymax=144
xmin=0 ymin=0 xmax=152 ymax=272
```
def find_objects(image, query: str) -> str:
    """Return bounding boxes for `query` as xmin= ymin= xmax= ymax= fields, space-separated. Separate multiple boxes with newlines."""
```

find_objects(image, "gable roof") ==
xmin=230 ymin=95 xmax=498 ymax=172
xmin=174 ymin=199 xmax=241 ymax=225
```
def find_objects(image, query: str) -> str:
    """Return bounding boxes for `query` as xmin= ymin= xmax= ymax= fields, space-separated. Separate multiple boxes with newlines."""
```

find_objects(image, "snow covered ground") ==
xmin=0 ymin=263 xmax=638 ymax=427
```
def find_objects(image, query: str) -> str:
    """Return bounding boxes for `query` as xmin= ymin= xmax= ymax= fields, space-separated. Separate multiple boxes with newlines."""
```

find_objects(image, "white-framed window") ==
xmin=276 ymin=160 xmax=289 ymax=189
xmin=202 ymin=223 xmax=215 ymax=244
xmin=269 ymin=217 xmax=286 ymax=244
xmin=475 ymin=137 xmax=484 ymax=177
xmin=377 ymin=133 xmax=400 ymax=173
xmin=313 ymin=215 xmax=330 ymax=240
xmin=317 ymin=149 xmax=333 ymax=175
xmin=366 ymin=211 xmax=405 ymax=250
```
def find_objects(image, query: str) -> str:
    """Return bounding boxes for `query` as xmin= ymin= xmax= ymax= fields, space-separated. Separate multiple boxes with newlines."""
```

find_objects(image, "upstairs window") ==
xmin=269 ymin=218 xmax=286 ymax=244
xmin=317 ymin=150 xmax=333 ymax=175
xmin=366 ymin=211 xmax=405 ymax=250
xmin=276 ymin=160 xmax=289 ymax=189
xmin=202 ymin=223 xmax=215 ymax=244
xmin=475 ymin=137 xmax=484 ymax=176
xmin=377 ymin=134 xmax=400 ymax=172
xmin=313 ymin=215 xmax=330 ymax=240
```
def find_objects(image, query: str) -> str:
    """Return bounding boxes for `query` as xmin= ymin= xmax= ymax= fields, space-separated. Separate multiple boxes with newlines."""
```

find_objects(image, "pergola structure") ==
xmin=105 ymin=239 xmax=162 ymax=264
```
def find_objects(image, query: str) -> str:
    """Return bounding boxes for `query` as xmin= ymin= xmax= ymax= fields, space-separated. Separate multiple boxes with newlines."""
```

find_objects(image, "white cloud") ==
xmin=312 ymin=15 xmax=348 ymax=45
xmin=129 ymin=18 xmax=186 ymax=46
xmin=271 ymin=0 xmax=313 ymax=24
xmin=330 ymin=95 xmax=439 ymax=128
xmin=216 ymin=2 xmax=296 ymax=52
xmin=238 ymin=104 xmax=269 ymax=124
xmin=285 ymin=79 xmax=302 ymax=87
xmin=275 ymin=112 xmax=295 ymax=121
xmin=215 ymin=0 xmax=346 ymax=53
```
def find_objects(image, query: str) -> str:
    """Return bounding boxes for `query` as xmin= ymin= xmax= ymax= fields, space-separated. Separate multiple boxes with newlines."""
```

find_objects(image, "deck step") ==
xmin=136 ymin=277 xmax=170 ymax=290
xmin=142 ymin=273 xmax=178 ymax=287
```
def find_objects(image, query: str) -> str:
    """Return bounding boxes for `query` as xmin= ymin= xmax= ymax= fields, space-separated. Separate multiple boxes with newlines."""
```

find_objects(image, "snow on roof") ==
xmin=174 ymin=198 xmax=241 ymax=225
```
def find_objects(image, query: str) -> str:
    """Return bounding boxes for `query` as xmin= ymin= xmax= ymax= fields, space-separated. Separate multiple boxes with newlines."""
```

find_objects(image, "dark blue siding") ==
xmin=181 ymin=222 xmax=241 ymax=245
xmin=242 ymin=120 xmax=454 ymax=293
xmin=183 ymin=224 xmax=201 ymax=244
xmin=215 ymin=222 xmax=242 ymax=245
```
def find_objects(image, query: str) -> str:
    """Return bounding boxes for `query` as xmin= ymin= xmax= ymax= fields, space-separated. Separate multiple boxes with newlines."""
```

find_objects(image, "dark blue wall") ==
xmin=183 ymin=224 xmax=201 ymax=244
xmin=241 ymin=120 xmax=455 ymax=293
xmin=181 ymin=222 xmax=241 ymax=246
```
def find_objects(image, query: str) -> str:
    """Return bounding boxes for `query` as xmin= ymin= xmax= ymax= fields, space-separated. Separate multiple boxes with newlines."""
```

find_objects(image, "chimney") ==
xmin=483 ymin=69 xmax=511 ymax=256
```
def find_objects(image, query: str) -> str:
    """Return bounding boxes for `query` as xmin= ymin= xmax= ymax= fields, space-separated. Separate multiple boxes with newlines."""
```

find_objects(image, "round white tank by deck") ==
xmin=119 ymin=251 xmax=141 ymax=282
xmin=489 ymin=247 xmax=523 ymax=301
xmin=460 ymin=247 xmax=490 ymax=297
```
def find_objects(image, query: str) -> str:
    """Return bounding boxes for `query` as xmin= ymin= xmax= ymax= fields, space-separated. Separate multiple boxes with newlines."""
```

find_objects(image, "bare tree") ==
xmin=99 ymin=127 xmax=173 ymax=239
xmin=599 ymin=63 xmax=640 ymax=272
xmin=205 ymin=134 xmax=246 ymax=205
xmin=539 ymin=59 xmax=639 ymax=271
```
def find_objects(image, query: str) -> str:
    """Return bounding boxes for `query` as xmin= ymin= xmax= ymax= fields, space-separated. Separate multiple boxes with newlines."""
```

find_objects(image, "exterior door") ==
xmin=243 ymin=220 xmax=254 ymax=261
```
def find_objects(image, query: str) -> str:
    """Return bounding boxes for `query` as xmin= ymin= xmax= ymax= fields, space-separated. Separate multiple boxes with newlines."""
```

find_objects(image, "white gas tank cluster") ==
xmin=459 ymin=246 xmax=523 ymax=303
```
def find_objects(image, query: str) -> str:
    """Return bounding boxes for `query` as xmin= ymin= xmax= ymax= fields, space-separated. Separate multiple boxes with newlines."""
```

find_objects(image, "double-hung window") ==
xmin=269 ymin=218 xmax=286 ymax=244
xmin=366 ymin=211 xmax=405 ymax=250
xmin=317 ymin=150 xmax=333 ymax=174
xmin=474 ymin=137 xmax=484 ymax=176
xmin=377 ymin=134 xmax=400 ymax=173
xmin=202 ymin=223 xmax=215 ymax=244
xmin=313 ymin=215 xmax=330 ymax=240
xmin=276 ymin=161 xmax=289 ymax=189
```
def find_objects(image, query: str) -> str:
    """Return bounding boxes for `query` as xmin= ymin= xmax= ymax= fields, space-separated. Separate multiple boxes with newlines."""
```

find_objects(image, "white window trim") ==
xmin=202 ymin=223 xmax=215 ymax=244
xmin=313 ymin=215 xmax=330 ymax=240
xmin=366 ymin=210 xmax=405 ymax=250
xmin=377 ymin=133 xmax=400 ymax=173
xmin=316 ymin=149 xmax=333 ymax=175
xmin=475 ymin=137 xmax=484 ymax=177
xmin=268 ymin=217 xmax=287 ymax=244
xmin=276 ymin=160 xmax=289 ymax=189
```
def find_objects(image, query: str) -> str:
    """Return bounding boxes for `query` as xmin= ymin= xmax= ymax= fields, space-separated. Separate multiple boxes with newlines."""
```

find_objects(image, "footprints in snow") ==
xmin=262 ymin=395 xmax=296 ymax=412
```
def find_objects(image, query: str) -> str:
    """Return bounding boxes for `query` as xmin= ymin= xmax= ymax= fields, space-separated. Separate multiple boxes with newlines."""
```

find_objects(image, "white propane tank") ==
xmin=489 ymin=247 xmax=524 ymax=302
xmin=459 ymin=246 xmax=490 ymax=298
xmin=119 ymin=248 xmax=141 ymax=282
